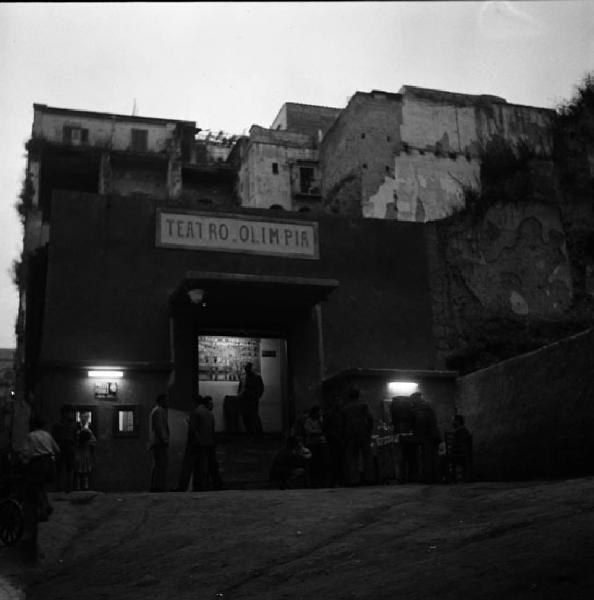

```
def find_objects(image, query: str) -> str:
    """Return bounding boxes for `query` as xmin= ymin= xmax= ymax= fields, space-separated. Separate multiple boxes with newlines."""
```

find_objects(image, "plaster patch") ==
xmin=510 ymin=290 xmax=529 ymax=315
xmin=365 ymin=176 xmax=399 ymax=219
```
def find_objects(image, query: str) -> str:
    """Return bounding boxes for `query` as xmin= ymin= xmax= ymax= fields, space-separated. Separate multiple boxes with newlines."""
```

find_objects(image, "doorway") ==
xmin=197 ymin=334 xmax=287 ymax=433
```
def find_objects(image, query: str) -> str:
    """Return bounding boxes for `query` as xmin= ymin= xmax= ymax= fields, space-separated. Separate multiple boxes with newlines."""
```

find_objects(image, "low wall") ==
xmin=457 ymin=328 xmax=594 ymax=480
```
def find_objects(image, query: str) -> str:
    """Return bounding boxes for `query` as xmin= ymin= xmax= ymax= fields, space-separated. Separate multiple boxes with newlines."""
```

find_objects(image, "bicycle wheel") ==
xmin=0 ymin=498 xmax=24 ymax=546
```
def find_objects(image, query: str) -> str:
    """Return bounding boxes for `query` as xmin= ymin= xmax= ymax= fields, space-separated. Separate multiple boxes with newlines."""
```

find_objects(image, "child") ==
xmin=75 ymin=426 xmax=96 ymax=491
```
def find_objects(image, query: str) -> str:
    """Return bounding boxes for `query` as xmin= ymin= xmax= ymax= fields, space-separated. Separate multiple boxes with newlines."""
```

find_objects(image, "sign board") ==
xmin=94 ymin=382 xmax=118 ymax=399
xmin=156 ymin=209 xmax=319 ymax=259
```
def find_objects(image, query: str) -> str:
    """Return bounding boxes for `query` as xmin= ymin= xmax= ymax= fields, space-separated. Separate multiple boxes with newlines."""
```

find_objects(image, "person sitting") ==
xmin=269 ymin=436 xmax=311 ymax=489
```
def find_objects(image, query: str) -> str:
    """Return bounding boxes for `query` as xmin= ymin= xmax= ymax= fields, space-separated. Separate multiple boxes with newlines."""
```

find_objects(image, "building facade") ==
xmin=15 ymin=83 xmax=591 ymax=489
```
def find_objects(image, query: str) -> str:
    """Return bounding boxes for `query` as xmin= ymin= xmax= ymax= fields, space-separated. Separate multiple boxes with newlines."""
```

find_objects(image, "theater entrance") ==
xmin=169 ymin=271 xmax=338 ymax=488
xmin=197 ymin=334 xmax=287 ymax=433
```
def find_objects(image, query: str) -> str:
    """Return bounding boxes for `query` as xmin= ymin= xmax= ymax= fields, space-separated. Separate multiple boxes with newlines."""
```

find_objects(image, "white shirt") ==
xmin=19 ymin=429 xmax=61 ymax=464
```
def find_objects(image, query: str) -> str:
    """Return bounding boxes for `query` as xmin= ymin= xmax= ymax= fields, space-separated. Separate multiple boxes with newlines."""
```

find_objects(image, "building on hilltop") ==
xmin=233 ymin=102 xmax=341 ymax=213
xmin=319 ymin=86 xmax=555 ymax=221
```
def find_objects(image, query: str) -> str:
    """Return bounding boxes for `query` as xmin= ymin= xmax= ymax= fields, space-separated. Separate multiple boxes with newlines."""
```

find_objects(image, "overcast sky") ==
xmin=0 ymin=1 xmax=593 ymax=349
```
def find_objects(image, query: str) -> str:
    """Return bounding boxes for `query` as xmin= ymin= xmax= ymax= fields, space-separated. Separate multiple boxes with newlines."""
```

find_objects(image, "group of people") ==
xmin=51 ymin=404 xmax=97 ymax=492
xmin=269 ymin=389 xmax=473 ymax=489
xmin=148 ymin=392 xmax=222 ymax=493
xmin=14 ymin=405 xmax=96 ymax=560
xmin=391 ymin=393 xmax=472 ymax=484
xmin=270 ymin=387 xmax=375 ymax=489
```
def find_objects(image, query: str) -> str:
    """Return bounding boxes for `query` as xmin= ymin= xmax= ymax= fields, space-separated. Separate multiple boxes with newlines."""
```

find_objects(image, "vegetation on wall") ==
xmin=459 ymin=137 xmax=547 ymax=221
xmin=553 ymin=72 xmax=594 ymax=195
xmin=15 ymin=171 xmax=34 ymax=225
xmin=556 ymin=72 xmax=594 ymax=134
xmin=443 ymin=74 xmax=594 ymax=373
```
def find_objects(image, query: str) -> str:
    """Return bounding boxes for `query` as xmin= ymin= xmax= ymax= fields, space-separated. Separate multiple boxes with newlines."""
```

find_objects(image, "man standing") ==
xmin=237 ymin=362 xmax=264 ymax=434
xmin=189 ymin=396 xmax=218 ymax=491
xmin=410 ymin=392 xmax=441 ymax=483
xmin=51 ymin=404 xmax=78 ymax=493
xmin=340 ymin=387 xmax=374 ymax=486
xmin=19 ymin=416 xmax=61 ymax=560
xmin=149 ymin=394 xmax=170 ymax=492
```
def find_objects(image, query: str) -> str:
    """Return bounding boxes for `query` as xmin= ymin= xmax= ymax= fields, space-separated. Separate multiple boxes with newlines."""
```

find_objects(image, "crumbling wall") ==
xmin=320 ymin=92 xmax=403 ymax=216
xmin=426 ymin=193 xmax=591 ymax=373
xmin=242 ymin=127 xmax=318 ymax=210
xmin=365 ymin=151 xmax=480 ymax=221
xmin=110 ymin=163 xmax=168 ymax=198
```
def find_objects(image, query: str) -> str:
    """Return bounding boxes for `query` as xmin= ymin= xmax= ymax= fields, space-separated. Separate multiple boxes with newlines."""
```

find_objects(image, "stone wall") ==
xmin=32 ymin=108 xmax=180 ymax=154
xmin=237 ymin=126 xmax=318 ymax=210
xmin=456 ymin=328 xmax=594 ymax=480
xmin=365 ymin=150 xmax=480 ymax=221
xmin=320 ymin=86 xmax=555 ymax=222
xmin=320 ymin=91 xmax=403 ymax=216
xmin=426 ymin=198 xmax=585 ymax=372
xmin=271 ymin=103 xmax=341 ymax=137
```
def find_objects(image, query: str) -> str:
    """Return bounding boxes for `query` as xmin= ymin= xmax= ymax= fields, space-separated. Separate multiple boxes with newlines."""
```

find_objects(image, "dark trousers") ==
xmin=177 ymin=443 xmax=193 ymax=491
xmin=22 ymin=455 xmax=55 ymax=559
xmin=326 ymin=438 xmax=343 ymax=487
xmin=241 ymin=401 xmax=263 ymax=434
xmin=192 ymin=446 xmax=221 ymax=491
xmin=150 ymin=445 xmax=169 ymax=492
xmin=343 ymin=438 xmax=370 ymax=486
xmin=55 ymin=450 xmax=75 ymax=493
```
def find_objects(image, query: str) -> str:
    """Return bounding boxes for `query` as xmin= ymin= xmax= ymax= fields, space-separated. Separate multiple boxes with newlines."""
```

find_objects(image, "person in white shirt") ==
xmin=19 ymin=415 xmax=60 ymax=560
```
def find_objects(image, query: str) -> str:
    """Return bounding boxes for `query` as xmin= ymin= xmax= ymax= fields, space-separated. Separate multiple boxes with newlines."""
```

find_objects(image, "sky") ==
xmin=0 ymin=1 xmax=593 ymax=349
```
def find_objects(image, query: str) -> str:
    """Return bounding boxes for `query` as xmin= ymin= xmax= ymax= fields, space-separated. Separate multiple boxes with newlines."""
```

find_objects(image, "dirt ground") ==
xmin=2 ymin=478 xmax=594 ymax=600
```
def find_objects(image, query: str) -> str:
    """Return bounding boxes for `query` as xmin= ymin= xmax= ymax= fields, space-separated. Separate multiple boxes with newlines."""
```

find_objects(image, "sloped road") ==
xmin=2 ymin=479 xmax=594 ymax=600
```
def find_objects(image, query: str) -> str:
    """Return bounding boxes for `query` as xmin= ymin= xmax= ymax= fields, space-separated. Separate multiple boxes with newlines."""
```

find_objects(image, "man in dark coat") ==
xmin=189 ymin=396 xmax=219 ymax=491
xmin=410 ymin=392 xmax=441 ymax=483
xmin=149 ymin=394 xmax=170 ymax=492
xmin=340 ymin=387 xmax=373 ymax=486
xmin=237 ymin=362 xmax=264 ymax=433
xmin=51 ymin=404 xmax=78 ymax=493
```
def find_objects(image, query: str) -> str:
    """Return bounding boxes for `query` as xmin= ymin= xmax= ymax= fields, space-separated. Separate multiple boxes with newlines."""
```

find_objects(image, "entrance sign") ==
xmin=156 ymin=209 xmax=319 ymax=259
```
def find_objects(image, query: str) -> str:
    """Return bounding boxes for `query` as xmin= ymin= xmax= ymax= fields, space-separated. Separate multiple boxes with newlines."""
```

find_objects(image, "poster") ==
xmin=198 ymin=336 xmax=261 ymax=381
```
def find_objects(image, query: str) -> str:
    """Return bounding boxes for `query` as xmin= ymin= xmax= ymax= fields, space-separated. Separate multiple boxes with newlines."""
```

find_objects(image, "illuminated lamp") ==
xmin=88 ymin=370 xmax=124 ymax=379
xmin=187 ymin=288 xmax=205 ymax=304
xmin=387 ymin=381 xmax=418 ymax=396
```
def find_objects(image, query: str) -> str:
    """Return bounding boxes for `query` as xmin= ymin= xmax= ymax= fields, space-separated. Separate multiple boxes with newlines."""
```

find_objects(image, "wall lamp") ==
xmin=387 ymin=381 xmax=418 ymax=396
xmin=187 ymin=288 xmax=205 ymax=304
xmin=88 ymin=370 xmax=124 ymax=379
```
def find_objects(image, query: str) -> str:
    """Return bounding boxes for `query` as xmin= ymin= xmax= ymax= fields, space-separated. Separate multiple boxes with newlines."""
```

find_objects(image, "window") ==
xmin=272 ymin=162 xmax=279 ymax=175
xmin=63 ymin=126 xmax=89 ymax=146
xmin=114 ymin=405 xmax=139 ymax=437
xmin=73 ymin=406 xmax=98 ymax=436
xmin=299 ymin=167 xmax=315 ymax=194
xmin=130 ymin=128 xmax=148 ymax=152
